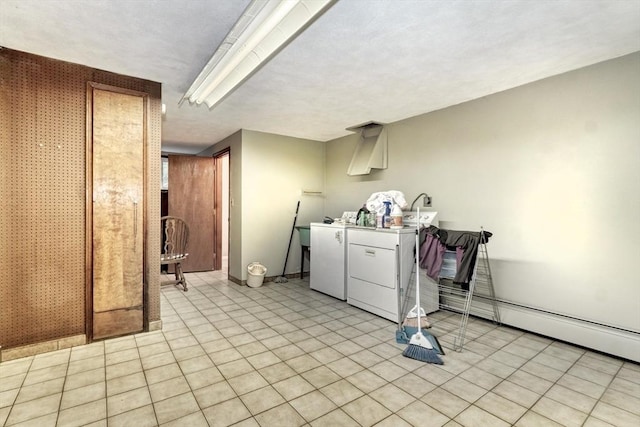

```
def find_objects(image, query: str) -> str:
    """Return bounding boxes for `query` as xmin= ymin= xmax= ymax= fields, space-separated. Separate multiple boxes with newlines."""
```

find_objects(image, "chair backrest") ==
xmin=161 ymin=216 xmax=189 ymax=261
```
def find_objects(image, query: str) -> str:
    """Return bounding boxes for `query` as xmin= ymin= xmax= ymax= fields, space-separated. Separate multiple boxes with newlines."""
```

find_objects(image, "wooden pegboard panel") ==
xmin=146 ymin=95 xmax=162 ymax=324
xmin=0 ymin=50 xmax=88 ymax=347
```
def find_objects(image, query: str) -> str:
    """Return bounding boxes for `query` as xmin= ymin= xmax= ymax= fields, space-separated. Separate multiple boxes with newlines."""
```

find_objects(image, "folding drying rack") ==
xmin=399 ymin=227 xmax=501 ymax=352
xmin=437 ymin=228 xmax=500 ymax=351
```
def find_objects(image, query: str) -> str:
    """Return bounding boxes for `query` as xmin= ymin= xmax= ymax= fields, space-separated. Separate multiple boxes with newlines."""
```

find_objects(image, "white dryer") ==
xmin=347 ymin=227 xmax=415 ymax=321
xmin=346 ymin=211 xmax=439 ymax=322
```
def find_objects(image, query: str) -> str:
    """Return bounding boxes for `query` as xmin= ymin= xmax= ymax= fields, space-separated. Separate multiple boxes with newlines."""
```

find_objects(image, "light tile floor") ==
xmin=1 ymin=271 xmax=639 ymax=426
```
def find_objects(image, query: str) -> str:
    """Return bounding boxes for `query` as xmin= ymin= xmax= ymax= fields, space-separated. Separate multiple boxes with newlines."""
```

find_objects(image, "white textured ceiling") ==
xmin=1 ymin=0 xmax=639 ymax=154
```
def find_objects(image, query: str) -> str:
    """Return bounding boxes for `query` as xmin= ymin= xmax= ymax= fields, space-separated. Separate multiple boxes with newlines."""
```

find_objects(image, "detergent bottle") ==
xmin=390 ymin=204 xmax=403 ymax=229
xmin=382 ymin=201 xmax=392 ymax=228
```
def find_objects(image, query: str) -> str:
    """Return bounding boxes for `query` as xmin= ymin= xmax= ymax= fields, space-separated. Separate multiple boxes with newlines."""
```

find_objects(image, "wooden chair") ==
xmin=161 ymin=216 xmax=189 ymax=291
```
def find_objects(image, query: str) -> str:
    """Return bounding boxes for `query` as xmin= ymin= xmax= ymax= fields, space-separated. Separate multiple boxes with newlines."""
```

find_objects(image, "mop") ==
xmin=274 ymin=201 xmax=300 ymax=283
xmin=402 ymin=209 xmax=444 ymax=364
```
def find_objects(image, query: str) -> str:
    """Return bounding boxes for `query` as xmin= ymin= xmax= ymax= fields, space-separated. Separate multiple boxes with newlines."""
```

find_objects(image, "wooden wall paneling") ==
xmin=168 ymin=155 xmax=215 ymax=272
xmin=0 ymin=50 xmax=87 ymax=348
xmin=0 ymin=48 xmax=161 ymax=353
xmin=0 ymin=51 xmax=9 ymax=345
xmin=146 ymin=93 xmax=161 ymax=327
xmin=90 ymin=85 xmax=145 ymax=340
xmin=38 ymin=56 xmax=87 ymax=343
xmin=7 ymin=54 xmax=39 ymax=346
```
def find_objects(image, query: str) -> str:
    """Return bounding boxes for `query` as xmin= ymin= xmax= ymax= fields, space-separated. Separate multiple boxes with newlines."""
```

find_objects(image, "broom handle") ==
xmin=415 ymin=207 xmax=421 ymax=330
xmin=281 ymin=201 xmax=300 ymax=276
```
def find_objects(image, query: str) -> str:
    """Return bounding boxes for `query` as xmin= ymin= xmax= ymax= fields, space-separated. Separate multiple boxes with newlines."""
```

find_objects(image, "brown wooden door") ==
xmin=168 ymin=155 xmax=215 ymax=272
xmin=90 ymin=84 xmax=145 ymax=340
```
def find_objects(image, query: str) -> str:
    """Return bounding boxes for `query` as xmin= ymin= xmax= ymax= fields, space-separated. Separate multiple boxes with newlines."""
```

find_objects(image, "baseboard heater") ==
xmin=455 ymin=296 xmax=640 ymax=362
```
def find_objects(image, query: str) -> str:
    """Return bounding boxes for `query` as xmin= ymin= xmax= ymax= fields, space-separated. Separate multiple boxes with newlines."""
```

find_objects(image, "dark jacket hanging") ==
xmin=419 ymin=226 xmax=492 ymax=288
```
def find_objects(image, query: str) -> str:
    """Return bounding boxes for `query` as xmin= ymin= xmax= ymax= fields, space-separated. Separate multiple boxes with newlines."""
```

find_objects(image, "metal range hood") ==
xmin=346 ymin=121 xmax=388 ymax=176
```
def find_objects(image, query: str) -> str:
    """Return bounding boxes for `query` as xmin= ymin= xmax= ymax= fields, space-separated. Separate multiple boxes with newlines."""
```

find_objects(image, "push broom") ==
xmin=402 ymin=208 xmax=443 ymax=364
xmin=274 ymin=201 xmax=300 ymax=283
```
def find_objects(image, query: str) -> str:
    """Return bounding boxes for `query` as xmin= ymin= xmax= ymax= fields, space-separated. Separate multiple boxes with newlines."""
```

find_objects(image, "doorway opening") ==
xmin=161 ymin=151 xmax=230 ymax=277
xmin=214 ymin=150 xmax=230 ymax=273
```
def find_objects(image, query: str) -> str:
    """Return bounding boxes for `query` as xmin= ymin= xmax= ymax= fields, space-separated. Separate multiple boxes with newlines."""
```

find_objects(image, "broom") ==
xmin=404 ymin=284 xmax=445 ymax=355
xmin=398 ymin=296 xmax=445 ymax=355
xmin=402 ymin=208 xmax=443 ymax=364
xmin=274 ymin=201 xmax=300 ymax=283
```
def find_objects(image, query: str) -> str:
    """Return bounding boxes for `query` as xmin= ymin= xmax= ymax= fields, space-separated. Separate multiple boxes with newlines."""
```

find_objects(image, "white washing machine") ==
xmin=310 ymin=222 xmax=352 ymax=300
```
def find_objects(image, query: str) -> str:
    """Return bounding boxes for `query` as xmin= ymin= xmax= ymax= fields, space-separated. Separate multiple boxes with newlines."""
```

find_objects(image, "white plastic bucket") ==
xmin=247 ymin=262 xmax=267 ymax=288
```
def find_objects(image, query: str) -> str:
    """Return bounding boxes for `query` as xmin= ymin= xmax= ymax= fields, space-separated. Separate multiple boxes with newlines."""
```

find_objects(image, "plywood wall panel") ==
xmin=91 ymin=70 xmax=162 ymax=325
xmin=92 ymin=89 xmax=144 ymax=315
xmin=88 ymin=73 xmax=161 ymax=335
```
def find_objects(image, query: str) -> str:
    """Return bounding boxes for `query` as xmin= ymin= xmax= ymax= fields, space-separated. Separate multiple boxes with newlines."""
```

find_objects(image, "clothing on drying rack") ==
xmin=419 ymin=226 xmax=492 ymax=289
xmin=419 ymin=231 xmax=446 ymax=282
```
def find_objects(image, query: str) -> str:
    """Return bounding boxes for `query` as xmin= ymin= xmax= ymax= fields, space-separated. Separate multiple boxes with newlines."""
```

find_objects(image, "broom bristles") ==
xmin=403 ymin=343 xmax=443 ymax=364
xmin=402 ymin=331 xmax=443 ymax=364
xmin=274 ymin=276 xmax=288 ymax=283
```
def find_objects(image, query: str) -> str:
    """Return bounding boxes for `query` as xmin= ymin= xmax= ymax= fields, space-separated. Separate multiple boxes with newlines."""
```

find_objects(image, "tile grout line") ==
xmin=581 ymin=357 xmax=626 ymax=427
xmin=3 ymin=355 xmax=34 ymax=426
xmin=132 ymin=333 xmax=160 ymax=427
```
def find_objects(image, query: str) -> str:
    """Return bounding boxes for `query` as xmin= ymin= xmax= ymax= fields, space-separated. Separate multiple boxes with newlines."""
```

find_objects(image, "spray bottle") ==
xmin=382 ymin=201 xmax=392 ymax=228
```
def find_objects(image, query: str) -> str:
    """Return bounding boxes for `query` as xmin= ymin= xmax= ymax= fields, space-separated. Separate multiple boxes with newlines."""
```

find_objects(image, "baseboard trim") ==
xmin=148 ymin=320 xmax=163 ymax=332
xmin=0 ymin=334 xmax=87 ymax=362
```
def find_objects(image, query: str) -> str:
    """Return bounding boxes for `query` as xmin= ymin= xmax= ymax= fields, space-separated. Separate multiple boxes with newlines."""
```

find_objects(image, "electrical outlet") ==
xmin=423 ymin=196 xmax=432 ymax=207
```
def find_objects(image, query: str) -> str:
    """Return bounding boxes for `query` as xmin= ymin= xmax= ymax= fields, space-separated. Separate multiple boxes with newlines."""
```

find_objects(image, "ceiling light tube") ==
xmin=182 ymin=0 xmax=335 ymax=109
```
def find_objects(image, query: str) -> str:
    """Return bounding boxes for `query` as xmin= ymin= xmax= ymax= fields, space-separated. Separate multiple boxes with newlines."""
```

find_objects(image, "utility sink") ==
xmin=296 ymin=226 xmax=310 ymax=247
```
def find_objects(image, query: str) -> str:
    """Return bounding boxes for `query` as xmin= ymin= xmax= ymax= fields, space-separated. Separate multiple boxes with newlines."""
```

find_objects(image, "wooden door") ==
xmin=90 ymin=84 xmax=145 ymax=340
xmin=168 ymin=155 xmax=215 ymax=272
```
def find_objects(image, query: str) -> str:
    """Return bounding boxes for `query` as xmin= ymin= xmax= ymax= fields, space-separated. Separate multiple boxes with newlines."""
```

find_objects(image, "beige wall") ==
xmin=325 ymin=53 xmax=640 ymax=360
xmin=200 ymin=131 xmax=243 ymax=280
xmin=241 ymin=130 xmax=325 ymax=280
xmin=202 ymin=129 xmax=324 ymax=282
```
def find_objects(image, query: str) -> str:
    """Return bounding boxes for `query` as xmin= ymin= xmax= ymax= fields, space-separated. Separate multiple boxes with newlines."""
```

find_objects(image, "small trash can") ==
xmin=247 ymin=262 xmax=267 ymax=288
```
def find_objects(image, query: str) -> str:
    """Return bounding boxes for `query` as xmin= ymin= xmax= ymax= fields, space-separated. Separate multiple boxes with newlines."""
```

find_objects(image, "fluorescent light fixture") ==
xmin=182 ymin=0 xmax=335 ymax=109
